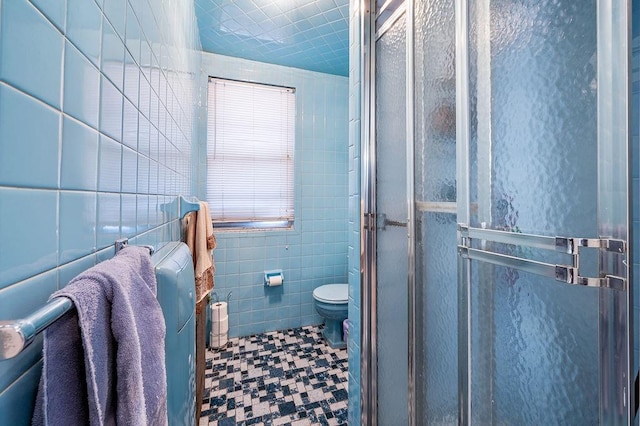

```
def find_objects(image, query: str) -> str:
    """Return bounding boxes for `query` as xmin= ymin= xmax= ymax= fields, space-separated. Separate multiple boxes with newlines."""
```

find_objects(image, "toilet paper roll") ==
xmin=211 ymin=316 xmax=228 ymax=334
xmin=267 ymin=275 xmax=283 ymax=286
xmin=210 ymin=332 xmax=228 ymax=348
xmin=210 ymin=301 xmax=227 ymax=318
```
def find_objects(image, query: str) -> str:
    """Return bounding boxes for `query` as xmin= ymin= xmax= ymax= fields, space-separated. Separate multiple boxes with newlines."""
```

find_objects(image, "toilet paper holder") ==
xmin=264 ymin=270 xmax=284 ymax=287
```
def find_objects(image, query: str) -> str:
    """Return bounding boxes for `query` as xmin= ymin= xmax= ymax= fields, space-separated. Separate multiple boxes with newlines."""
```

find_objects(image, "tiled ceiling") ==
xmin=194 ymin=0 xmax=350 ymax=76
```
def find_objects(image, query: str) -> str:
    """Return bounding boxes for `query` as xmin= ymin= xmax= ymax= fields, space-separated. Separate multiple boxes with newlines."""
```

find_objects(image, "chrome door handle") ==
xmin=457 ymin=223 xmax=627 ymax=291
xmin=377 ymin=213 xmax=407 ymax=230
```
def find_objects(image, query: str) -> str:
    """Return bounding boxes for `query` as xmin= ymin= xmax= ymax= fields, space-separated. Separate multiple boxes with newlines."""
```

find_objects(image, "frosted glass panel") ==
xmin=375 ymin=13 xmax=408 ymax=425
xmin=418 ymin=212 xmax=458 ymax=424
xmin=413 ymin=0 xmax=459 ymax=423
xmin=414 ymin=0 xmax=456 ymax=203
xmin=470 ymin=265 xmax=598 ymax=423
xmin=470 ymin=0 xmax=598 ymax=235
xmin=467 ymin=0 xmax=601 ymax=423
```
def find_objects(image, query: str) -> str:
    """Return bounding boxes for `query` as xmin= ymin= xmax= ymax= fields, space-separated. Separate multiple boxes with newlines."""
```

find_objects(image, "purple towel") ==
xmin=33 ymin=247 xmax=168 ymax=426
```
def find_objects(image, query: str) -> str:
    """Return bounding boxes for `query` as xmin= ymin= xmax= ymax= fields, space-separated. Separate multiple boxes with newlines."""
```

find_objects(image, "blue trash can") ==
xmin=343 ymin=319 xmax=349 ymax=347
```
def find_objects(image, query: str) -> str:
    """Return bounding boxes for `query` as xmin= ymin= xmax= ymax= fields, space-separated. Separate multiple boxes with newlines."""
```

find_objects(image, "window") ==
xmin=206 ymin=77 xmax=295 ymax=228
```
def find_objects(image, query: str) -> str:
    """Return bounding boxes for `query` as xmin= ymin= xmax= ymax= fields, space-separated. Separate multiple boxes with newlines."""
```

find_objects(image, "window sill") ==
xmin=212 ymin=220 xmax=294 ymax=232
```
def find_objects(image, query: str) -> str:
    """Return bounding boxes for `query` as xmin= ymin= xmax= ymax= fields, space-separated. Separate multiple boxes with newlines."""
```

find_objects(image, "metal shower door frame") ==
xmin=360 ymin=0 xmax=378 ymax=423
xmin=360 ymin=0 xmax=415 ymax=424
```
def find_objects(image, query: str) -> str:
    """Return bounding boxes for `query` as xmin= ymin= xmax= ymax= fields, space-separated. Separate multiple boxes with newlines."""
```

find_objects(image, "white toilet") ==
xmin=312 ymin=284 xmax=348 ymax=348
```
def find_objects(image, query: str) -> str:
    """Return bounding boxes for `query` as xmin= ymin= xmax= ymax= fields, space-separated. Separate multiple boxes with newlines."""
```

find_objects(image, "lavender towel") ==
xmin=32 ymin=247 xmax=168 ymax=426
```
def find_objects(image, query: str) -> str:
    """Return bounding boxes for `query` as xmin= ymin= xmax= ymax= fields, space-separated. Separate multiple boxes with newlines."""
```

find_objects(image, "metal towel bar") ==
xmin=0 ymin=297 xmax=73 ymax=360
xmin=0 ymin=240 xmax=154 ymax=361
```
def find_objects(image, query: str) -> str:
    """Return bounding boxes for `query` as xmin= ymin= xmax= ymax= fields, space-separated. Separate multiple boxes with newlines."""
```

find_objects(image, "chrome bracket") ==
xmin=115 ymin=238 xmax=155 ymax=255
xmin=555 ymin=236 xmax=626 ymax=254
xmin=0 ymin=321 xmax=28 ymax=360
xmin=603 ymin=275 xmax=626 ymax=291
xmin=363 ymin=213 xmax=376 ymax=231
xmin=115 ymin=238 xmax=129 ymax=253
xmin=555 ymin=265 xmax=626 ymax=291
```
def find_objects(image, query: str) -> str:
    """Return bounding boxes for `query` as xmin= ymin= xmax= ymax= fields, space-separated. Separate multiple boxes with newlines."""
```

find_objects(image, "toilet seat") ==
xmin=313 ymin=284 xmax=348 ymax=304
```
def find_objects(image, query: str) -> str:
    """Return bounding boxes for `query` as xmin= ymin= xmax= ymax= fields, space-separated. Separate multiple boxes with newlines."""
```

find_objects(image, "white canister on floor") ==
xmin=210 ymin=302 xmax=228 ymax=348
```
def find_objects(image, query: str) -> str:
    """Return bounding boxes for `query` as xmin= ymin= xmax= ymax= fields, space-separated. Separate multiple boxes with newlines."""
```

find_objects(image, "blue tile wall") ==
xmin=0 ymin=85 xmax=60 ymax=188
xmin=63 ymin=42 xmax=101 ymax=129
xmin=0 ymin=0 xmax=64 ymax=109
xmin=0 ymin=0 xmax=201 ymax=423
xmin=347 ymin=0 xmax=362 ymax=423
xmin=197 ymin=52 xmax=349 ymax=339
xmin=60 ymin=117 xmax=100 ymax=191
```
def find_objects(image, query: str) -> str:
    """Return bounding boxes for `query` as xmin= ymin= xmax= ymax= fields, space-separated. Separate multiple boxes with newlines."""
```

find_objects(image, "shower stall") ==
xmin=359 ymin=0 xmax=636 ymax=424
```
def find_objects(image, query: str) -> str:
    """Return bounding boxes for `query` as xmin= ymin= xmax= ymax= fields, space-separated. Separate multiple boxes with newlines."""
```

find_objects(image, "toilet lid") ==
xmin=313 ymin=284 xmax=348 ymax=304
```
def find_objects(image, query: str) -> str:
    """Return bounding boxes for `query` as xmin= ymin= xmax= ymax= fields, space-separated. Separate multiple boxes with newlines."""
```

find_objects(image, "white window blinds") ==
xmin=207 ymin=77 xmax=295 ymax=226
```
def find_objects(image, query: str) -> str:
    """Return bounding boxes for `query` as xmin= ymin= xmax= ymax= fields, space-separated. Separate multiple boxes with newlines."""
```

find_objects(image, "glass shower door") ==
xmin=457 ymin=0 xmax=633 ymax=424
xmin=374 ymin=5 xmax=409 ymax=425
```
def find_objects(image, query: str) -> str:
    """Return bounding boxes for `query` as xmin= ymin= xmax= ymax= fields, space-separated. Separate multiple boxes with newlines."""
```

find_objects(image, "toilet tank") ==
xmin=152 ymin=242 xmax=196 ymax=425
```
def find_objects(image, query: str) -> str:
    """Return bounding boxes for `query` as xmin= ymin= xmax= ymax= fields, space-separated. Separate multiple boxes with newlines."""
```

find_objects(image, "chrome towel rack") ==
xmin=0 ymin=239 xmax=154 ymax=361
xmin=0 ymin=297 xmax=73 ymax=360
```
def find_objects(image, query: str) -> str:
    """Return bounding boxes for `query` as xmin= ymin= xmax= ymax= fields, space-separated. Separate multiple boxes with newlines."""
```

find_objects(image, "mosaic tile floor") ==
xmin=200 ymin=325 xmax=349 ymax=426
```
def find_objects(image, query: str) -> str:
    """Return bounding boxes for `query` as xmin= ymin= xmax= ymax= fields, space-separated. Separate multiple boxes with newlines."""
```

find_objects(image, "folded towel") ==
xmin=33 ymin=247 xmax=168 ymax=426
xmin=184 ymin=210 xmax=196 ymax=254
xmin=185 ymin=201 xmax=216 ymax=302
xmin=183 ymin=203 xmax=215 ymax=424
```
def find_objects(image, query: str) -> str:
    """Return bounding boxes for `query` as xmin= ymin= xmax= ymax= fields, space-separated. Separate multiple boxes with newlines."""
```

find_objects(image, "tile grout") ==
xmin=200 ymin=324 xmax=349 ymax=426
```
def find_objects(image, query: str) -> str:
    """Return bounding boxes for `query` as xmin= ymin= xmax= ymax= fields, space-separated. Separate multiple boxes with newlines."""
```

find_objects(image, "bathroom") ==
xmin=0 ymin=0 xmax=639 ymax=425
